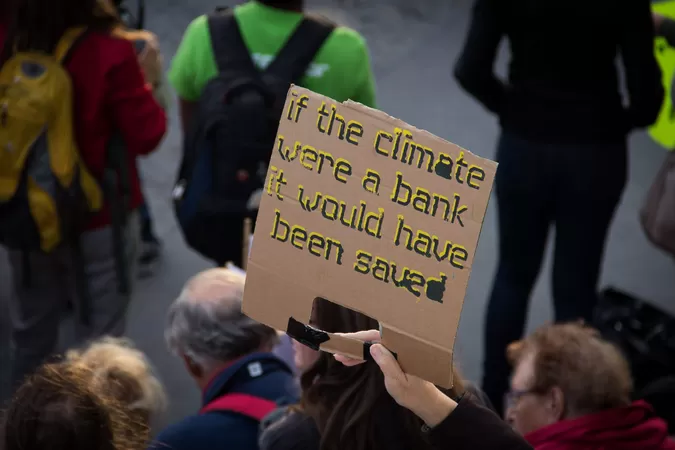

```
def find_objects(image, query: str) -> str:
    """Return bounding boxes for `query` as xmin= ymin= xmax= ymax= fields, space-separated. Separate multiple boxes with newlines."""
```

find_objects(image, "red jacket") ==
xmin=526 ymin=401 xmax=675 ymax=450
xmin=0 ymin=25 xmax=167 ymax=230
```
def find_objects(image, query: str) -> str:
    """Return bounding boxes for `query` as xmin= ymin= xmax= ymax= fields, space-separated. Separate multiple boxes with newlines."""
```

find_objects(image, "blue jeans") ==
xmin=482 ymin=131 xmax=627 ymax=414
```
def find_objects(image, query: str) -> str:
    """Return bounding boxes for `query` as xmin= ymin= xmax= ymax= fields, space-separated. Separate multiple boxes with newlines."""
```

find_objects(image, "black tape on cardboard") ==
xmin=286 ymin=317 xmax=330 ymax=351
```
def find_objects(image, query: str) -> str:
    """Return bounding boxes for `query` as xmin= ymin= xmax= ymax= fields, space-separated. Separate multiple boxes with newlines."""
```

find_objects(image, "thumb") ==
xmin=370 ymin=344 xmax=405 ymax=382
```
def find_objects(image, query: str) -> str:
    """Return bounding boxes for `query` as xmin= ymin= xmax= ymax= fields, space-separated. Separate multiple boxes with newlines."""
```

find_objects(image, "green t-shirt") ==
xmin=168 ymin=1 xmax=377 ymax=107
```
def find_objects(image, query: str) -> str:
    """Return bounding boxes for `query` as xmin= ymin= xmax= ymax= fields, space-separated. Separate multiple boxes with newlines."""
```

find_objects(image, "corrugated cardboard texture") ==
xmin=243 ymin=86 xmax=497 ymax=388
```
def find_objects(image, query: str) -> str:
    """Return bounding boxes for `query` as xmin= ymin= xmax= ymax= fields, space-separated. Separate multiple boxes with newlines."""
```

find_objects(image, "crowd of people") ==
xmin=3 ymin=269 xmax=673 ymax=450
xmin=0 ymin=0 xmax=674 ymax=449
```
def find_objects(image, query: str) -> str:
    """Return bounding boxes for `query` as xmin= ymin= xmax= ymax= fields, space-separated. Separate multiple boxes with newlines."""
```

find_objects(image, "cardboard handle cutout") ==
xmin=286 ymin=317 xmax=397 ymax=362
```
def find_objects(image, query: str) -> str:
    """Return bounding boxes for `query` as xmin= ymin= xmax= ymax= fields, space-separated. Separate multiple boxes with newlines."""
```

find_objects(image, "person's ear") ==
xmin=181 ymin=354 xmax=203 ymax=379
xmin=548 ymin=386 xmax=566 ymax=421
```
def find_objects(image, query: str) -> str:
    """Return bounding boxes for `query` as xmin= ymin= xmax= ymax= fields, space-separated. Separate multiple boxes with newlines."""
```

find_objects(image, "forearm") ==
xmin=453 ymin=0 xmax=506 ymax=114
xmin=454 ymin=64 xmax=507 ymax=114
xmin=179 ymin=99 xmax=197 ymax=135
xmin=408 ymin=385 xmax=457 ymax=428
xmin=427 ymin=395 xmax=533 ymax=450
xmin=151 ymin=73 xmax=172 ymax=111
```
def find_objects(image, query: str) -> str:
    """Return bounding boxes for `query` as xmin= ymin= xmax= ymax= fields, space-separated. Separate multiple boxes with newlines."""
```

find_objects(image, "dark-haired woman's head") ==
xmin=1 ymin=362 xmax=146 ymax=450
xmin=4 ymin=0 xmax=118 ymax=55
xmin=298 ymin=298 xmax=465 ymax=450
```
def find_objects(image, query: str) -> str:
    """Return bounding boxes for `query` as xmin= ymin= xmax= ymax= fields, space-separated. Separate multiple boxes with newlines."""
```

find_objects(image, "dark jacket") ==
xmin=454 ymin=0 xmax=663 ymax=144
xmin=149 ymin=353 xmax=297 ymax=450
xmin=259 ymin=393 xmax=532 ymax=450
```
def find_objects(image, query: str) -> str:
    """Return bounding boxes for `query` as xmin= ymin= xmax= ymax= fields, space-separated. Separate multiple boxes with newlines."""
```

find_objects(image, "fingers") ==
xmin=332 ymin=329 xmax=380 ymax=367
xmin=370 ymin=343 xmax=406 ymax=382
xmin=334 ymin=354 xmax=366 ymax=366
xmin=333 ymin=329 xmax=381 ymax=342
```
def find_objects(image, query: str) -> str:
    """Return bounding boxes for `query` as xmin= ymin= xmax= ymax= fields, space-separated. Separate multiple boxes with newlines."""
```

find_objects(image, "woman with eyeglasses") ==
xmin=505 ymin=323 xmax=675 ymax=450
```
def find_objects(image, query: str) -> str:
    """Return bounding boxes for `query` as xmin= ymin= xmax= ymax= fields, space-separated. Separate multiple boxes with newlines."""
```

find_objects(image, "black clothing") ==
xmin=454 ymin=0 xmax=664 ymax=144
xmin=482 ymin=131 xmax=627 ymax=415
xmin=454 ymin=0 xmax=662 ymax=414
xmin=259 ymin=394 xmax=532 ymax=450
xmin=657 ymin=17 xmax=675 ymax=47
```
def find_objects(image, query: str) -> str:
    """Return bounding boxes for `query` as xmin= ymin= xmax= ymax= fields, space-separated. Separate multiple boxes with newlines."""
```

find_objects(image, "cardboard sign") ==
xmin=243 ymin=86 xmax=497 ymax=388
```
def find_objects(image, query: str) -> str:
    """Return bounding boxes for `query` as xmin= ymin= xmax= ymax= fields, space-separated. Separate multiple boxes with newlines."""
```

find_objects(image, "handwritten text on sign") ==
xmin=263 ymin=90 xmax=492 ymax=304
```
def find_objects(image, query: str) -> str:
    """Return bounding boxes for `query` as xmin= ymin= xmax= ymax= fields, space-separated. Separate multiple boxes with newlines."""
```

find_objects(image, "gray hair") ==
xmin=165 ymin=268 xmax=278 ymax=371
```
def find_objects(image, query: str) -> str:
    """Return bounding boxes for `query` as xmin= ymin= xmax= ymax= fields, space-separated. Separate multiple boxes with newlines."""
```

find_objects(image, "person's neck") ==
xmin=260 ymin=0 xmax=303 ymax=13
xmin=197 ymin=361 xmax=236 ymax=391
xmin=196 ymin=347 xmax=274 ymax=391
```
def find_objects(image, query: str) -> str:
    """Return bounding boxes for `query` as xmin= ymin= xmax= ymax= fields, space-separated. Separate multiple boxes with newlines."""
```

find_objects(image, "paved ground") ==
xmin=1 ymin=0 xmax=673 ymax=428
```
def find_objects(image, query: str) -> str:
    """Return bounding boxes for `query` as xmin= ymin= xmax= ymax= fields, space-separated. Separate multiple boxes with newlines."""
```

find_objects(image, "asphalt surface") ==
xmin=1 ymin=0 xmax=673 ymax=428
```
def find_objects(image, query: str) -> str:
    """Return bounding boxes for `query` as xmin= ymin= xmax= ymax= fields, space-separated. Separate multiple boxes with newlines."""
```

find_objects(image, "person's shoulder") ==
xmin=78 ymin=29 xmax=137 ymax=63
xmin=150 ymin=415 xmax=203 ymax=447
xmin=259 ymin=409 xmax=320 ymax=450
xmin=62 ymin=29 xmax=136 ymax=77
xmin=85 ymin=29 xmax=136 ymax=49
xmin=464 ymin=382 xmax=498 ymax=413
xmin=150 ymin=413 xmax=252 ymax=450
xmin=323 ymin=23 xmax=368 ymax=53
xmin=185 ymin=14 xmax=209 ymax=34
xmin=111 ymin=28 xmax=158 ymax=46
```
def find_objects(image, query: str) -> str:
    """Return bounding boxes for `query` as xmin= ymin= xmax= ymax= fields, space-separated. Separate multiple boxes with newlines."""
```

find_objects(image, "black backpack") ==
xmin=593 ymin=287 xmax=675 ymax=394
xmin=174 ymin=8 xmax=335 ymax=267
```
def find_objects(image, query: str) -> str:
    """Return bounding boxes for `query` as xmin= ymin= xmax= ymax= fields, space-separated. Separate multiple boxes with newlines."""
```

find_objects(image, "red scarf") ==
xmin=525 ymin=401 xmax=675 ymax=450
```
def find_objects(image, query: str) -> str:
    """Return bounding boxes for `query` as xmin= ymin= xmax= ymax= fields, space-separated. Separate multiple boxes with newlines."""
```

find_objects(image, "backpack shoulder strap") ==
xmin=207 ymin=8 xmax=257 ymax=75
xmin=200 ymin=393 xmax=278 ymax=421
xmin=265 ymin=14 xmax=336 ymax=84
xmin=54 ymin=27 xmax=88 ymax=64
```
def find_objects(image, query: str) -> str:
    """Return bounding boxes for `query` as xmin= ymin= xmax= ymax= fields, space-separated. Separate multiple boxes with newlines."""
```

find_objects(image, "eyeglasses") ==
xmin=504 ymin=389 xmax=539 ymax=409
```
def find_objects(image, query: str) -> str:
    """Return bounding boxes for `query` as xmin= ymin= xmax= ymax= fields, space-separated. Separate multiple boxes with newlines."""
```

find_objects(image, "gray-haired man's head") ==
xmin=165 ymin=268 xmax=278 ymax=383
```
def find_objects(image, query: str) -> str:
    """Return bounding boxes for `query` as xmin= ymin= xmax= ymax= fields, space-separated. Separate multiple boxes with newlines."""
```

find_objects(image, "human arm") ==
xmin=115 ymin=28 xmax=172 ymax=111
xmin=654 ymin=14 xmax=675 ymax=48
xmin=133 ymin=32 xmax=172 ymax=111
xmin=619 ymin=1 xmax=664 ymax=129
xmin=151 ymin=74 xmax=173 ymax=112
xmin=179 ymin=98 xmax=197 ymax=136
xmin=335 ymin=330 xmax=532 ymax=450
xmin=105 ymin=40 xmax=167 ymax=156
xmin=426 ymin=396 xmax=531 ymax=450
xmin=168 ymin=17 xmax=205 ymax=134
xmin=453 ymin=0 xmax=506 ymax=114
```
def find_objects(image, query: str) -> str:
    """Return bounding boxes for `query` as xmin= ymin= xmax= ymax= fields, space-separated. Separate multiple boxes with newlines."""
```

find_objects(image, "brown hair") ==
xmin=299 ymin=298 xmax=465 ymax=450
xmin=509 ymin=322 xmax=632 ymax=415
xmin=1 ymin=362 xmax=147 ymax=450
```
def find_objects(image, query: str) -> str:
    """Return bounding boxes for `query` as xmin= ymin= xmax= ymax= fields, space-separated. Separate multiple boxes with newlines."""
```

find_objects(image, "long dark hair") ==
xmin=3 ymin=0 xmax=119 ymax=55
xmin=300 ymin=298 xmax=465 ymax=450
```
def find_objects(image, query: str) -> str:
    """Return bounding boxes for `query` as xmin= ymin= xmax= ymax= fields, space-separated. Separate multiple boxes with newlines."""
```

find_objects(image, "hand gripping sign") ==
xmin=242 ymin=86 xmax=497 ymax=388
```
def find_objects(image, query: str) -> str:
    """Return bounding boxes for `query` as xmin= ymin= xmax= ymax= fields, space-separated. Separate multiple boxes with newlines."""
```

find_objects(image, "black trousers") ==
xmin=482 ymin=131 xmax=627 ymax=414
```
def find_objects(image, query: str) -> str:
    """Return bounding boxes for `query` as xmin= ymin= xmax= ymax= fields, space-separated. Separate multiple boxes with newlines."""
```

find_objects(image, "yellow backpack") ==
xmin=0 ymin=27 xmax=103 ymax=253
